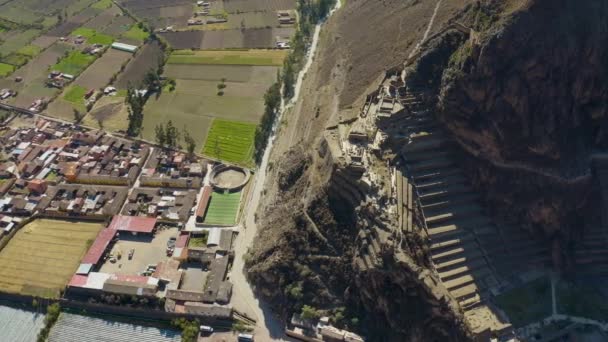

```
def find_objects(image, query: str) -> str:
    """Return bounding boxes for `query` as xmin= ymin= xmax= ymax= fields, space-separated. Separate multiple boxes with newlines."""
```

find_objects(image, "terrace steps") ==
xmin=430 ymin=234 xmax=475 ymax=251
xmin=419 ymin=184 xmax=473 ymax=203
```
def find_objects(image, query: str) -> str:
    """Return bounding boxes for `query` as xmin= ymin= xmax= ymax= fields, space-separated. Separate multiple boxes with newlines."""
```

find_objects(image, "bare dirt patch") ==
xmin=213 ymin=169 xmax=246 ymax=188
xmin=115 ymin=40 xmax=164 ymax=89
xmin=82 ymin=95 xmax=128 ymax=131
xmin=75 ymin=49 xmax=132 ymax=89
xmin=31 ymin=35 xmax=59 ymax=49
xmin=222 ymin=0 xmax=296 ymax=13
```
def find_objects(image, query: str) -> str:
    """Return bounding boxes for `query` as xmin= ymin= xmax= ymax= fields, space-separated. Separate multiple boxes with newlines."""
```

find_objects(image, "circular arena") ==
xmin=209 ymin=164 xmax=251 ymax=192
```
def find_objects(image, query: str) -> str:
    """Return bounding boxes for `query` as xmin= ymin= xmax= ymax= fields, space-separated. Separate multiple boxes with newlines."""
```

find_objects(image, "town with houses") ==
xmin=0 ymin=113 xmax=364 ymax=342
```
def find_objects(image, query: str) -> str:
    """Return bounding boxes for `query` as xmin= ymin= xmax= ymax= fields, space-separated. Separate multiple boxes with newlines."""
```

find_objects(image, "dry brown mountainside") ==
xmin=247 ymin=0 xmax=608 ymax=341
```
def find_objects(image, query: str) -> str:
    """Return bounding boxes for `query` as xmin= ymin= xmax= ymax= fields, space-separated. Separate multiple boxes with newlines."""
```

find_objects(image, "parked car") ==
xmin=128 ymin=249 xmax=135 ymax=260
xmin=199 ymin=325 xmax=214 ymax=335
xmin=167 ymin=237 xmax=176 ymax=248
xmin=238 ymin=333 xmax=254 ymax=341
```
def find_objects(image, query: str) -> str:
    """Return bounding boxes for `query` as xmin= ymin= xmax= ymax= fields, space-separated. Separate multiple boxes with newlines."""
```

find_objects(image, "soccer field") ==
xmin=203 ymin=191 xmax=242 ymax=226
xmin=202 ymin=119 xmax=257 ymax=166
xmin=0 ymin=219 xmax=102 ymax=298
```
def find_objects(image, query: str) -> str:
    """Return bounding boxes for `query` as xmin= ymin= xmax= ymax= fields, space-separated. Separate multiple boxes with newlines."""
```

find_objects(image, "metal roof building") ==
xmin=49 ymin=313 xmax=181 ymax=342
xmin=111 ymin=42 xmax=138 ymax=53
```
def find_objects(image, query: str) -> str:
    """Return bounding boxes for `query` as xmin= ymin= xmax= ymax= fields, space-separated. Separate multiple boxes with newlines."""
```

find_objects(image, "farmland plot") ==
xmin=115 ymin=40 xmax=164 ymax=89
xmin=75 ymin=48 xmax=132 ymax=89
xmin=0 ymin=42 xmax=72 ymax=108
xmin=0 ymin=219 xmax=102 ymax=298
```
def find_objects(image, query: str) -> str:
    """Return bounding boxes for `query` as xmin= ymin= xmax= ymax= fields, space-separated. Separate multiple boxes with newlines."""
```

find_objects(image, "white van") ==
xmin=199 ymin=325 xmax=214 ymax=334
xmin=237 ymin=333 xmax=254 ymax=341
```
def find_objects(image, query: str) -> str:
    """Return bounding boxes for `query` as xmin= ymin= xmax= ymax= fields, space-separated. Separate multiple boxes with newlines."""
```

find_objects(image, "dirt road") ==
xmin=229 ymin=1 xmax=343 ymax=341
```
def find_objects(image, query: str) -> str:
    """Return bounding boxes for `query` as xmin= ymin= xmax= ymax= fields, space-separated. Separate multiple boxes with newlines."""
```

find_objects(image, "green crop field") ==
xmin=203 ymin=191 xmax=242 ymax=226
xmin=63 ymin=85 xmax=87 ymax=104
xmin=0 ymin=29 xmax=41 ymax=55
xmin=0 ymin=63 xmax=15 ymax=77
xmin=17 ymin=44 xmax=41 ymax=57
xmin=92 ymin=0 xmax=112 ymax=9
xmin=52 ymin=51 xmax=96 ymax=75
xmin=72 ymin=27 xmax=114 ymax=45
xmin=1 ymin=54 xmax=29 ymax=67
xmin=168 ymin=49 xmax=287 ymax=66
xmin=121 ymin=25 xmax=148 ymax=42
xmin=203 ymin=119 xmax=256 ymax=165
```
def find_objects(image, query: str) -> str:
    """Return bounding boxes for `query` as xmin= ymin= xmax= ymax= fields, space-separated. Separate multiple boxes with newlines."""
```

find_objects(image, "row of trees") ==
xmin=282 ymin=0 xmax=336 ymax=97
xmin=253 ymin=0 xmax=336 ymax=162
xmin=253 ymin=77 xmax=281 ymax=163
xmin=154 ymin=120 xmax=197 ymax=156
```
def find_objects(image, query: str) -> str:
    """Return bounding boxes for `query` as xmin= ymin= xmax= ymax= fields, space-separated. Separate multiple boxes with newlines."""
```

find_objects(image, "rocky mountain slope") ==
xmin=246 ymin=0 xmax=608 ymax=340
xmin=405 ymin=0 xmax=606 ymax=268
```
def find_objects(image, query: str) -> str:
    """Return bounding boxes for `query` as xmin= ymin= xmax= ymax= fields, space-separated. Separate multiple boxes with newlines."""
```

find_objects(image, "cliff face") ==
xmin=246 ymin=141 xmax=469 ymax=341
xmin=400 ymin=0 xmax=607 ymax=264
xmin=439 ymin=0 xmax=608 ymax=177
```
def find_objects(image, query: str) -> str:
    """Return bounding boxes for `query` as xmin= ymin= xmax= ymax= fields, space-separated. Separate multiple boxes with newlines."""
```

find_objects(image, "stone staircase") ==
xmin=399 ymin=118 xmax=551 ymax=313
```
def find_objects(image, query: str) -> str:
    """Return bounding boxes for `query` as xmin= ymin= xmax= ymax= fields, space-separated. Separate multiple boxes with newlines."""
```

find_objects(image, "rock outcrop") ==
xmin=400 ymin=0 xmax=607 ymax=270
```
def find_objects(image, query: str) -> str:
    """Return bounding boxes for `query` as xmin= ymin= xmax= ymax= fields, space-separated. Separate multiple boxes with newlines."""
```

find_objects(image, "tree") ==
xmin=97 ymin=118 xmax=104 ymax=130
xmin=126 ymin=86 xmax=145 ymax=136
xmin=73 ymin=109 xmax=83 ymax=123
xmin=183 ymin=128 xmax=196 ymax=157
xmin=300 ymin=305 xmax=320 ymax=321
xmin=143 ymin=69 xmax=160 ymax=92
xmin=155 ymin=123 xmax=166 ymax=146
xmin=165 ymin=120 xmax=179 ymax=148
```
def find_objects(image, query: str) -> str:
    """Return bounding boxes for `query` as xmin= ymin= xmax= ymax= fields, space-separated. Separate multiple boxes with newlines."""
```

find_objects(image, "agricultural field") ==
xmin=159 ymin=27 xmax=294 ymax=49
xmin=100 ymin=15 xmax=135 ymax=37
xmin=63 ymin=84 xmax=87 ymax=104
xmin=187 ymin=12 xmax=279 ymax=31
xmin=121 ymin=25 xmax=149 ymax=43
xmin=71 ymin=27 xmax=114 ymax=45
xmin=115 ymin=41 xmax=164 ymax=89
xmin=52 ymin=50 xmax=97 ymax=75
xmin=92 ymin=0 xmax=113 ymax=10
xmin=0 ymin=305 xmax=46 ymax=342
xmin=143 ymin=65 xmax=275 ymax=151
xmin=222 ymin=0 xmax=296 ymax=13
xmin=203 ymin=119 xmax=256 ymax=165
xmin=0 ymin=219 xmax=103 ymax=298
xmin=119 ymin=0 xmax=193 ymax=29
xmin=82 ymin=94 xmax=128 ymax=131
xmin=168 ymin=49 xmax=287 ymax=66
xmin=0 ymin=63 xmax=14 ymax=77
xmin=0 ymin=29 xmax=42 ymax=55
xmin=0 ymin=42 xmax=72 ymax=108
xmin=74 ymin=48 xmax=132 ymax=89
xmin=203 ymin=191 xmax=242 ymax=226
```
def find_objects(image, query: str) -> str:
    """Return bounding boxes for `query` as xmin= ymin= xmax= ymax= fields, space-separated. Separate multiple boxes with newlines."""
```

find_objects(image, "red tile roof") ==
xmin=108 ymin=215 xmax=157 ymax=233
xmin=176 ymin=232 xmax=189 ymax=248
xmin=196 ymin=186 xmax=212 ymax=218
xmin=68 ymin=274 xmax=88 ymax=287
xmin=81 ymin=228 xmax=116 ymax=264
